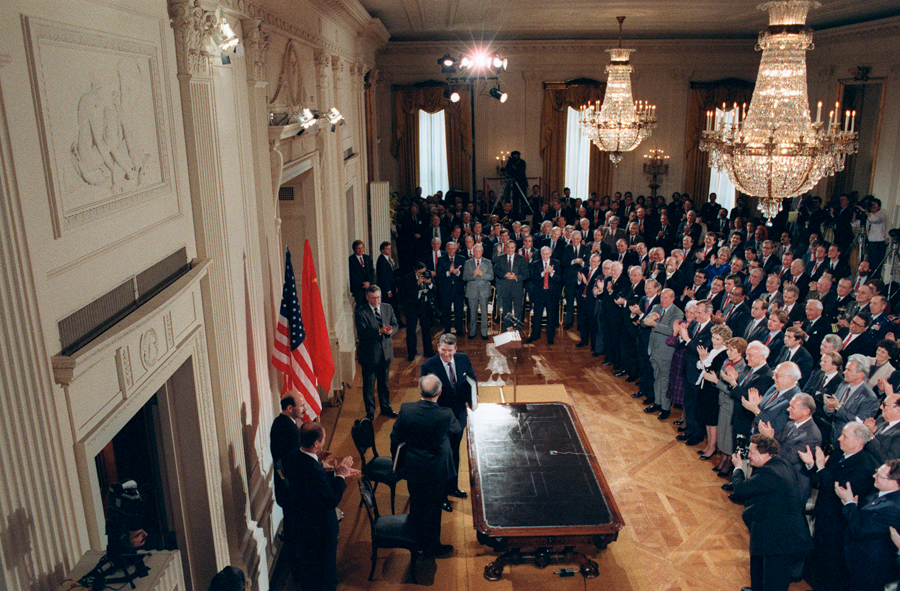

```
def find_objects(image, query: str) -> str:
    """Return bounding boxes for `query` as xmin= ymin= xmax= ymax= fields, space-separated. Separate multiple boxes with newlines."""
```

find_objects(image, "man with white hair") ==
xmin=526 ymin=246 xmax=562 ymax=345
xmin=803 ymin=299 xmax=829 ymax=355
xmin=462 ymin=244 xmax=494 ymax=340
xmin=642 ymin=287 xmax=684 ymax=419
xmin=744 ymin=361 xmax=803 ymax=438
xmin=725 ymin=341 xmax=775 ymax=455
xmin=824 ymin=354 xmax=880 ymax=447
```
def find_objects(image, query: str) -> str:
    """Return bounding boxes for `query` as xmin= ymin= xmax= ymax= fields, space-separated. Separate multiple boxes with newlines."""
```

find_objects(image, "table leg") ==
xmin=483 ymin=549 xmax=523 ymax=581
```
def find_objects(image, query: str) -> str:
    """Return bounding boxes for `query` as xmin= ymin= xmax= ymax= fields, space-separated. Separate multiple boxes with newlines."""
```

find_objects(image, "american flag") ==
xmin=272 ymin=248 xmax=322 ymax=419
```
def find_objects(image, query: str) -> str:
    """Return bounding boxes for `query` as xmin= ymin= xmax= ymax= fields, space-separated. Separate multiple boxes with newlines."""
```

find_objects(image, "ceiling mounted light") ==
xmin=297 ymin=108 xmax=317 ymax=129
xmin=578 ymin=16 xmax=657 ymax=165
xmin=326 ymin=107 xmax=344 ymax=126
xmin=699 ymin=0 xmax=858 ymax=222
xmin=443 ymin=87 xmax=460 ymax=103
xmin=438 ymin=53 xmax=457 ymax=73
xmin=489 ymin=87 xmax=508 ymax=103
xmin=210 ymin=7 xmax=240 ymax=52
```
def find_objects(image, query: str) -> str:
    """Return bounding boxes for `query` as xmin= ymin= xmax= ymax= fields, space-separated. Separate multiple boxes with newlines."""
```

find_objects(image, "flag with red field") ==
xmin=272 ymin=247 xmax=322 ymax=419
xmin=301 ymin=239 xmax=334 ymax=394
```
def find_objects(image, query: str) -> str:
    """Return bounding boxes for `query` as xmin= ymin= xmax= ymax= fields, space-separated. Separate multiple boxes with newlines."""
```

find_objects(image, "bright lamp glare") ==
xmin=450 ymin=92 xmax=460 ymax=103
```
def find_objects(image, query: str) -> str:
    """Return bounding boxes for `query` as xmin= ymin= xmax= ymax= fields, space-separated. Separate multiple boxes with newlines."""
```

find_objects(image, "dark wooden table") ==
xmin=466 ymin=402 xmax=625 ymax=580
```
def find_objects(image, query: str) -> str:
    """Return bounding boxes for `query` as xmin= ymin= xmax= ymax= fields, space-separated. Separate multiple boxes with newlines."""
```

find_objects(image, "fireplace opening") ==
xmin=94 ymin=393 xmax=178 ymax=552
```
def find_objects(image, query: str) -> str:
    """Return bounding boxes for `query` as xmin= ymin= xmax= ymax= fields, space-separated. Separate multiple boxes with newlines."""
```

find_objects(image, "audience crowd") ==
xmin=352 ymin=185 xmax=900 ymax=591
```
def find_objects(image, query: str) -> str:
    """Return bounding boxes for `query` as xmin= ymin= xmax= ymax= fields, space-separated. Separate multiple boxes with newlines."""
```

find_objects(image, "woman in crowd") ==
xmin=708 ymin=336 xmax=748 ymax=477
xmin=866 ymin=339 xmax=899 ymax=397
xmin=705 ymin=246 xmax=732 ymax=285
xmin=666 ymin=301 xmax=698 ymax=424
xmin=695 ymin=324 xmax=732 ymax=460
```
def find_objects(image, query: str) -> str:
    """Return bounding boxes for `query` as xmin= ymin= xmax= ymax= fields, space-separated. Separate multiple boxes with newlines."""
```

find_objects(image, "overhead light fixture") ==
xmin=699 ymin=0 xmax=858 ymax=222
xmin=578 ymin=16 xmax=657 ymax=165
xmin=438 ymin=54 xmax=457 ymax=73
xmin=326 ymin=107 xmax=344 ymax=131
xmin=443 ymin=87 xmax=460 ymax=103
xmin=295 ymin=107 xmax=344 ymax=132
xmin=489 ymin=87 xmax=508 ymax=103
xmin=297 ymin=108 xmax=317 ymax=129
xmin=210 ymin=7 xmax=240 ymax=52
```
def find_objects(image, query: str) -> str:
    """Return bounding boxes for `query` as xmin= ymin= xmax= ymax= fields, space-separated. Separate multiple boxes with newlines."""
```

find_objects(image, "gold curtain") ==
xmin=391 ymin=84 xmax=472 ymax=198
xmin=683 ymin=78 xmax=754 ymax=206
xmin=539 ymin=80 xmax=613 ymax=198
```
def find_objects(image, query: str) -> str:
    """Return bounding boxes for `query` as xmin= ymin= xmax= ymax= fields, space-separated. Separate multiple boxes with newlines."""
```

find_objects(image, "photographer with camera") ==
xmin=401 ymin=262 xmax=437 ymax=361
xmin=502 ymin=151 xmax=528 ymax=217
xmin=729 ymin=433 xmax=813 ymax=591
xmin=857 ymin=196 xmax=888 ymax=275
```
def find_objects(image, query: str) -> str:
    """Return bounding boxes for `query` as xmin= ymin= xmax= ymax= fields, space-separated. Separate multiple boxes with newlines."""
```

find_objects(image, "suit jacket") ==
xmin=493 ymin=252 xmax=530 ymax=297
xmin=746 ymin=281 xmax=767 ymax=303
xmin=355 ymin=303 xmax=398 ymax=369
xmin=730 ymin=364 xmax=775 ymax=436
xmin=421 ymin=249 xmax=445 ymax=274
xmin=828 ymin=382 xmax=880 ymax=444
xmin=390 ymin=399 xmax=461 ymax=486
xmin=802 ymin=316 xmax=830 ymax=355
xmin=644 ymin=304 xmax=684 ymax=360
xmin=782 ymin=302 xmax=806 ymax=327
xmin=724 ymin=302 xmax=751 ymax=338
xmin=349 ymin=253 xmax=375 ymax=305
xmin=270 ymin=413 xmax=300 ymax=507
xmin=761 ymin=330 xmax=785 ymax=366
xmin=831 ymin=293 xmax=855 ymax=322
xmin=601 ymin=227 xmax=626 ymax=249
xmin=462 ymin=257 xmax=494 ymax=299
xmin=421 ymin=353 xmax=477 ymax=415
xmin=730 ymin=456 xmax=813 ymax=556
xmin=530 ymin=257 xmax=563 ymax=303
xmin=807 ymin=259 xmax=828 ymax=281
xmin=839 ymin=331 xmax=876 ymax=361
xmin=376 ymin=254 xmax=397 ymax=297
xmin=680 ymin=321 xmax=714 ymax=384
xmin=825 ymin=258 xmax=852 ymax=281
xmin=436 ymin=253 xmax=467 ymax=295
xmin=865 ymin=419 xmax=900 ymax=463
xmin=743 ymin=317 xmax=768 ymax=343
xmin=775 ymin=345 xmax=814 ymax=385
xmin=282 ymin=449 xmax=347 ymax=585
xmin=761 ymin=254 xmax=780 ymax=275
xmin=808 ymin=449 xmax=878 ymax=554
xmin=562 ymin=244 xmax=590 ymax=283
xmin=842 ymin=491 xmax=900 ymax=588
xmin=753 ymin=385 xmax=801 ymax=437
xmin=613 ymin=249 xmax=639 ymax=269
xmin=867 ymin=313 xmax=891 ymax=343
xmin=777 ymin=418 xmax=822 ymax=499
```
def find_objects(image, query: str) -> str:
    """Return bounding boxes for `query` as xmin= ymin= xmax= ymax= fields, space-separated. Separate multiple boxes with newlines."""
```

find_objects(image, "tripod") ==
xmin=490 ymin=176 xmax=534 ymax=218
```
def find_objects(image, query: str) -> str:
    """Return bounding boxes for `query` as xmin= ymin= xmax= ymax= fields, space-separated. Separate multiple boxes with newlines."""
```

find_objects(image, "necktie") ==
xmin=765 ymin=333 xmax=772 ymax=346
xmin=843 ymin=334 xmax=852 ymax=348
xmin=373 ymin=306 xmax=382 ymax=327
xmin=508 ymin=255 xmax=513 ymax=270
xmin=434 ymin=252 xmax=438 ymax=269
xmin=691 ymin=323 xmax=698 ymax=338
xmin=724 ymin=296 xmax=731 ymax=310
xmin=476 ymin=259 xmax=481 ymax=270
xmin=855 ymin=277 xmax=862 ymax=291
xmin=447 ymin=362 xmax=456 ymax=388
xmin=584 ymin=270 xmax=593 ymax=296
xmin=526 ymin=250 xmax=531 ymax=262
xmin=812 ymin=261 xmax=820 ymax=275
xmin=359 ymin=256 xmax=364 ymax=266
xmin=544 ymin=263 xmax=549 ymax=289
xmin=619 ymin=253 xmax=624 ymax=262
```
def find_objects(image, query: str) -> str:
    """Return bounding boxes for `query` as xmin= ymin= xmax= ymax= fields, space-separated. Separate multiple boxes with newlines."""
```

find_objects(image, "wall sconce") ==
xmin=295 ymin=107 xmax=345 ymax=132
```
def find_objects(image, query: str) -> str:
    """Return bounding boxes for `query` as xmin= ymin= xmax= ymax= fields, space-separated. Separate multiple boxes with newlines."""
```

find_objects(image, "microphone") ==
xmin=504 ymin=312 xmax=524 ymax=330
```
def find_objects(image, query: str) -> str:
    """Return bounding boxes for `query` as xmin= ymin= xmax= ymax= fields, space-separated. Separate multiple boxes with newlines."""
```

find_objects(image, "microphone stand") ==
xmin=504 ymin=313 xmax=525 ymax=403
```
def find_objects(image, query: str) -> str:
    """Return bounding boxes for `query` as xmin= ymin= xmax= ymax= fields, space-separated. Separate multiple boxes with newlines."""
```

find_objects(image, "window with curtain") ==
xmin=708 ymin=107 xmax=738 ymax=213
xmin=563 ymin=106 xmax=591 ymax=201
xmin=418 ymin=109 xmax=449 ymax=196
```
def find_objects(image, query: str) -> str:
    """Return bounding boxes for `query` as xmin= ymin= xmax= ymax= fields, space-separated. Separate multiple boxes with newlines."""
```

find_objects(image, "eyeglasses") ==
xmin=852 ymin=321 xmax=867 ymax=328
xmin=881 ymin=403 xmax=899 ymax=408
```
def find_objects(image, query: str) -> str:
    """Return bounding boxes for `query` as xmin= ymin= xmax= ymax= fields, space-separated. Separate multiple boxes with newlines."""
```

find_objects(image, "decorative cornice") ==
xmin=168 ymin=0 xmax=216 ymax=77
xmin=241 ymin=18 xmax=269 ymax=82
xmin=814 ymin=15 xmax=900 ymax=44
xmin=379 ymin=38 xmax=755 ymax=57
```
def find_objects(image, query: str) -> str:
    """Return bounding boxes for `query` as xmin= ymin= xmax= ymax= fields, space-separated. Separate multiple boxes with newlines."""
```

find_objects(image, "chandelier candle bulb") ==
xmin=851 ymin=110 xmax=856 ymax=133
xmin=816 ymin=101 xmax=822 ymax=125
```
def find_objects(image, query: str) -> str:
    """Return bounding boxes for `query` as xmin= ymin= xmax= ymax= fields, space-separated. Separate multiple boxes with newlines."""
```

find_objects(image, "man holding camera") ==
xmin=729 ymin=434 xmax=812 ymax=591
xmin=400 ymin=262 xmax=437 ymax=361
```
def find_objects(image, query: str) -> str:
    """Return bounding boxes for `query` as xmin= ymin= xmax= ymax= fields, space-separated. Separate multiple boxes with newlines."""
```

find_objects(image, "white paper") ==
xmin=467 ymin=374 xmax=479 ymax=411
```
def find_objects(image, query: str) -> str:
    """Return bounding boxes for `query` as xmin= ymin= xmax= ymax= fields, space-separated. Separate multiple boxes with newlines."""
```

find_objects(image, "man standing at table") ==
xmin=493 ymin=240 xmax=530 ymax=330
xmin=391 ymin=374 xmax=461 ymax=556
xmin=526 ymin=246 xmax=562 ymax=345
xmin=422 ymin=333 xmax=478 ymax=512
xmin=463 ymin=244 xmax=493 ymax=339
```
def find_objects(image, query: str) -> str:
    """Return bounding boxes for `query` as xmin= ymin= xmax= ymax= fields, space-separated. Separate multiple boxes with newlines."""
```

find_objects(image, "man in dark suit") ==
xmin=421 ymin=237 xmax=445 ymax=275
xmin=761 ymin=309 xmax=789 ymax=365
xmin=376 ymin=241 xmax=399 ymax=321
xmin=803 ymin=299 xmax=830 ymax=356
xmin=727 ymin=341 xmax=776 ymax=445
xmin=729 ymin=434 xmax=813 ymax=591
xmin=838 ymin=315 xmax=877 ymax=363
xmin=865 ymin=393 xmax=900 ymax=463
xmin=270 ymin=393 xmax=304 ymax=509
xmin=421 ymin=334 xmax=478 ymax=510
xmin=773 ymin=327 xmax=814 ymax=385
xmin=746 ymin=361 xmax=803 ymax=438
xmin=780 ymin=284 xmax=806 ymax=327
xmin=283 ymin=422 xmax=359 ymax=591
xmin=743 ymin=299 xmax=770 ymax=343
xmin=436 ymin=241 xmax=466 ymax=335
xmin=837 ymin=459 xmax=900 ymax=591
xmin=400 ymin=263 xmax=437 ymax=361
xmin=800 ymin=422 xmax=878 ymax=591
xmin=825 ymin=244 xmax=852 ymax=281
xmin=757 ymin=392 xmax=821 ymax=500
xmin=349 ymin=240 xmax=375 ymax=308
xmin=676 ymin=300 xmax=714 ymax=446
xmin=355 ymin=286 xmax=399 ymax=419
xmin=562 ymin=231 xmax=590 ymax=329
xmin=526 ymin=246 xmax=562 ymax=345
xmin=804 ymin=350 xmax=845 ymax=449
xmin=577 ymin=254 xmax=604 ymax=349
xmin=493 ymin=240 xmax=530 ymax=330
xmin=722 ymin=284 xmax=751 ymax=338
xmin=390 ymin=374 xmax=462 ymax=556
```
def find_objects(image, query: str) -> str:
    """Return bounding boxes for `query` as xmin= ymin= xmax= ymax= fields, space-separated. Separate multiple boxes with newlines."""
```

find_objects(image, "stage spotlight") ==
xmin=459 ymin=57 xmax=470 ymax=70
xmin=438 ymin=53 xmax=457 ymax=73
xmin=443 ymin=87 xmax=461 ymax=103
xmin=297 ymin=108 xmax=317 ymax=129
xmin=489 ymin=87 xmax=508 ymax=103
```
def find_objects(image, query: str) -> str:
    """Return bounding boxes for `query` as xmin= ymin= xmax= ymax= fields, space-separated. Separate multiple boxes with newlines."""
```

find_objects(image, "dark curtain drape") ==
xmin=539 ymin=79 xmax=612 ymax=199
xmin=391 ymin=83 xmax=472 ymax=198
xmin=683 ymin=78 xmax=755 ymax=206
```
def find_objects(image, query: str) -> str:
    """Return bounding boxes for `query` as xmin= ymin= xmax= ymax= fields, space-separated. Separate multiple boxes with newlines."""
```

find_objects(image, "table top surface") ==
xmin=467 ymin=402 xmax=625 ymax=537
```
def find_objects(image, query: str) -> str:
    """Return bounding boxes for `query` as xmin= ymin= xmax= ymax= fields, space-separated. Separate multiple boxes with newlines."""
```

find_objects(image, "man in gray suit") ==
xmin=354 ymin=286 xmax=399 ymax=419
xmin=759 ymin=392 xmax=821 ymax=500
xmin=823 ymin=354 xmax=881 ymax=447
xmin=463 ymin=244 xmax=494 ymax=339
xmin=493 ymin=240 xmax=530 ymax=330
xmin=642 ymin=287 xmax=684 ymax=420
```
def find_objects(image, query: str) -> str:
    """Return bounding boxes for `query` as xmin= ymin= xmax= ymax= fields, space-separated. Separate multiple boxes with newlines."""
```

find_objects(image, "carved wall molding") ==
xmin=168 ymin=0 xmax=217 ymax=77
xmin=269 ymin=39 xmax=308 ymax=113
xmin=241 ymin=18 xmax=269 ymax=83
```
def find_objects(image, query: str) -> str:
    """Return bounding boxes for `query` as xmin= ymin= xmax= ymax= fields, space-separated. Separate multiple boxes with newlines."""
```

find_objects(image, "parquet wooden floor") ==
xmin=271 ymin=324 xmax=811 ymax=591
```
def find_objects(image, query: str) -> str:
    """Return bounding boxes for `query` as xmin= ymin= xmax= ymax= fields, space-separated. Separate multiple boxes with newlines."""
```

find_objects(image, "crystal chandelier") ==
xmin=699 ymin=1 xmax=858 ymax=221
xmin=579 ymin=17 xmax=657 ymax=165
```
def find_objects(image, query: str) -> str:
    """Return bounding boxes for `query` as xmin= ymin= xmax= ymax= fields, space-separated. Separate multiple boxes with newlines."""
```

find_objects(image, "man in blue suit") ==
xmin=836 ymin=459 xmax=900 ymax=591
xmin=421 ymin=333 xmax=478 ymax=511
